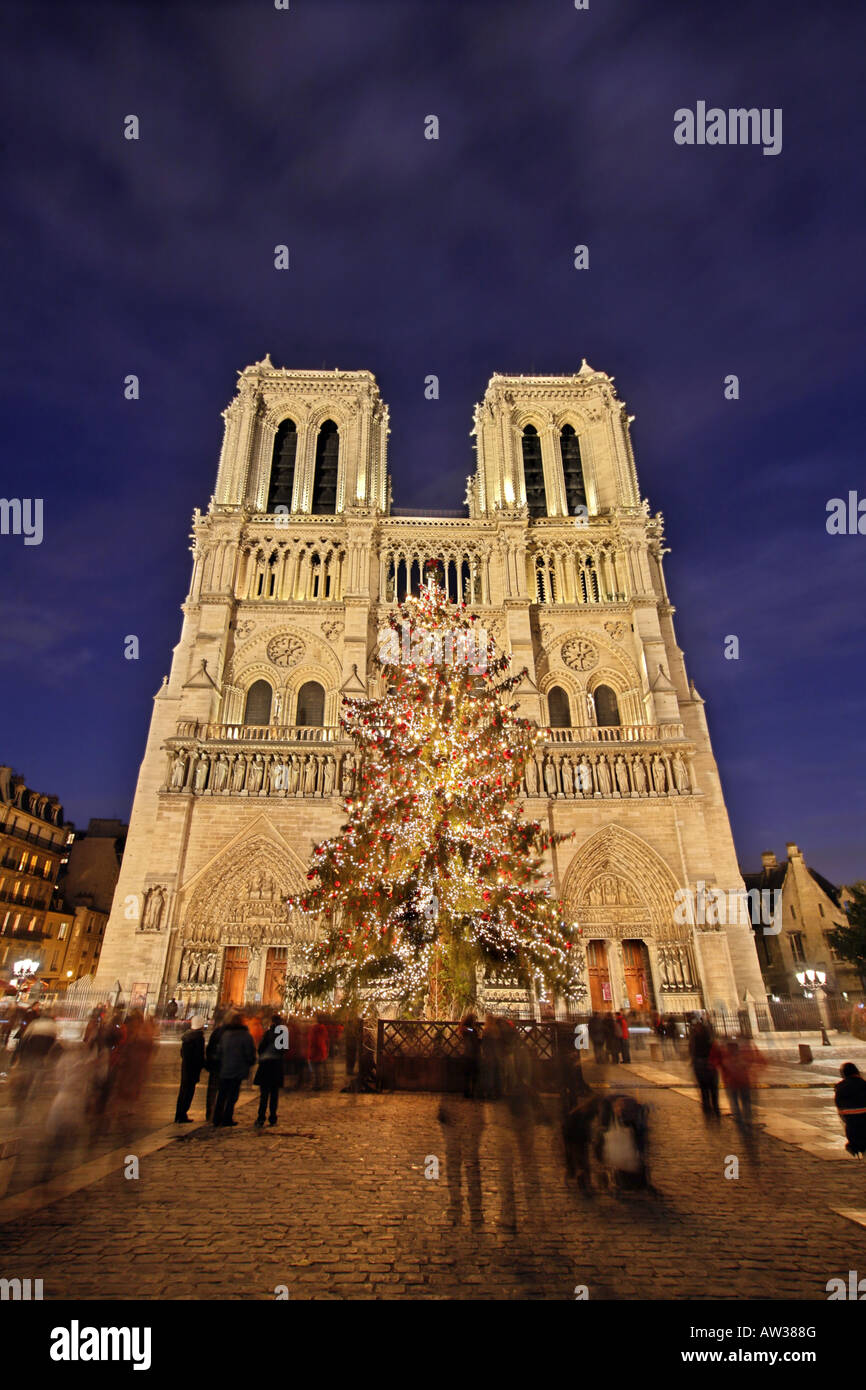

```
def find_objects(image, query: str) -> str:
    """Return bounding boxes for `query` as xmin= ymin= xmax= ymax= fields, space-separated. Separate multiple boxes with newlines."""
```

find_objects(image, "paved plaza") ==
xmin=1 ymin=1045 xmax=865 ymax=1301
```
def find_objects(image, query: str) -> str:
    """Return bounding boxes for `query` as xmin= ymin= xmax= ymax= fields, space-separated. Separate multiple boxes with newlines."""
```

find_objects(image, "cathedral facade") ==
xmin=94 ymin=357 xmax=767 ymax=1017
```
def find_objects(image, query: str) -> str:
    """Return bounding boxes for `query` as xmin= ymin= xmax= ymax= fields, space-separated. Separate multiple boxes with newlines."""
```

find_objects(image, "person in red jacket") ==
xmin=309 ymin=1014 xmax=330 ymax=1091
xmin=614 ymin=1010 xmax=631 ymax=1064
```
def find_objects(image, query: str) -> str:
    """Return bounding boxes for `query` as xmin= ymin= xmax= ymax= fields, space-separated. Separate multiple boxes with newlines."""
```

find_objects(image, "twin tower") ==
xmin=95 ymin=359 xmax=766 ymax=1019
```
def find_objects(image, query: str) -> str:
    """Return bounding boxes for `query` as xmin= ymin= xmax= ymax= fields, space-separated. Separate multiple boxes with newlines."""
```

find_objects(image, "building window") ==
xmin=267 ymin=418 xmax=297 ymax=513
xmin=243 ymin=679 xmax=273 ymax=726
xmin=593 ymin=684 xmax=621 ymax=727
xmin=818 ymin=902 xmax=825 ymax=917
xmin=296 ymin=681 xmax=325 ymax=727
xmin=521 ymin=426 xmax=547 ymax=517
xmin=548 ymin=686 xmax=571 ymax=728
xmin=790 ymin=905 xmax=796 ymax=921
xmin=311 ymin=421 xmax=339 ymax=514
xmin=58 ymin=922 xmax=69 ymax=940
xmin=560 ymin=425 xmax=586 ymax=515
xmin=789 ymin=932 xmax=806 ymax=963
xmin=27 ymin=916 xmax=36 ymax=933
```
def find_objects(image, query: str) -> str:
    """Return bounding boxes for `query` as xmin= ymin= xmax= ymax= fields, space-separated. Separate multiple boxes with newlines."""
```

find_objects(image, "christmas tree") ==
xmin=287 ymin=578 xmax=585 ymax=1016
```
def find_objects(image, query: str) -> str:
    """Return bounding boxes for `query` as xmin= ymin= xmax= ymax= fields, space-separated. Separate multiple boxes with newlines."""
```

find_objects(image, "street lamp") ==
xmin=796 ymin=968 xmax=832 ymax=1045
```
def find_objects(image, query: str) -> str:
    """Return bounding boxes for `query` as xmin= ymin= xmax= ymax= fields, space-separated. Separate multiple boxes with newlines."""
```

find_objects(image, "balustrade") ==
xmin=545 ymin=723 xmax=685 ymax=744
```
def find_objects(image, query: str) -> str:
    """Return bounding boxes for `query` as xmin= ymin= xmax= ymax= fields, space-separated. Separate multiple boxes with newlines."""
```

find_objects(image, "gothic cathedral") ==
xmin=95 ymin=358 xmax=767 ymax=1017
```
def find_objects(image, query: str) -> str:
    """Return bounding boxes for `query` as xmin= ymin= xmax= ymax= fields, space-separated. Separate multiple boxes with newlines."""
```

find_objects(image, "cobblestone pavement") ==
xmin=1 ymin=1059 xmax=865 ymax=1300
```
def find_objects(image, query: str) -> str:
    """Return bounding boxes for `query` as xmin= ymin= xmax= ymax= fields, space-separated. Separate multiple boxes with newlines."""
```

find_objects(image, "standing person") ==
xmin=174 ymin=1016 xmax=206 ymax=1123
xmin=254 ymin=1014 xmax=286 ymax=1127
xmin=834 ymin=1062 xmax=866 ymax=1158
xmin=204 ymin=1009 xmax=228 ymax=1121
xmin=588 ymin=1012 xmax=606 ymax=1064
xmin=615 ymin=1010 xmax=631 ymax=1064
xmin=343 ymin=1012 xmax=360 ymax=1076
xmin=212 ymin=1012 xmax=256 ymax=1127
xmin=165 ymin=998 xmax=178 ymax=1021
xmin=309 ymin=1014 xmax=330 ymax=1091
xmin=459 ymin=1011 xmax=482 ymax=1098
xmin=689 ymin=1016 xmax=720 ymax=1121
xmin=603 ymin=1013 xmax=619 ymax=1064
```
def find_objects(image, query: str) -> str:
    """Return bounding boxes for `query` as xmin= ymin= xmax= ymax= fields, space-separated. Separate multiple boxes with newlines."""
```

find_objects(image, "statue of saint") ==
xmin=323 ymin=757 xmax=335 ymax=797
xmin=247 ymin=754 xmax=264 ymax=794
xmin=212 ymin=754 xmax=229 ymax=792
xmin=304 ymin=755 xmax=318 ymax=796
xmin=231 ymin=754 xmax=246 ymax=792
xmin=341 ymin=756 xmax=355 ymax=796
xmin=524 ymin=757 xmax=539 ymax=796
xmin=595 ymin=757 xmax=612 ymax=795
xmin=673 ymin=753 xmax=689 ymax=793
xmin=170 ymin=753 xmax=187 ymax=789
xmin=615 ymin=756 xmax=630 ymax=794
xmin=632 ymin=757 xmax=647 ymax=794
xmin=143 ymin=886 xmax=165 ymax=931
xmin=544 ymin=757 xmax=559 ymax=797
xmin=652 ymin=755 xmax=667 ymax=793
xmin=193 ymin=754 xmax=210 ymax=793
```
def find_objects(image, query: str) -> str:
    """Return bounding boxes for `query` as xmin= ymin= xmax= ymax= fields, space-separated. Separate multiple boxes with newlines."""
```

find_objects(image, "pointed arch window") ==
xmin=311 ymin=420 xmax=339 ymax=514
xmin=548 ymin=686 xmax=571 ymax=728
xmin=521 ymin=425 xmax=547 ymax=518
xmin=244 ymin=679 xmax=273 ymax=726
xmin=267 ymin=419 xmax=297 ymax=512
xmin=560 ymin=425 xmax=586 ymax=516
xmin=593 ymin=684 xmax=620 ymax=727
xmin=296 ymin=680 xmax=325 ymax=727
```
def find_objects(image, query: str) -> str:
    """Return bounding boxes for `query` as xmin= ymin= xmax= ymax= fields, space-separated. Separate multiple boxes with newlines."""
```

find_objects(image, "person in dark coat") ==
xmin=254 ymin=1014 xmax=287 ymax=1127
xmin=174 ymin=1015 xmax=205 ymax=1123
xmin=212 ymin=1012 xmax=256 ymax=1127
xmin=603 ymin=1012 xmax=620 ymax=1064
xmin=459 ymin=1012 xmax=482 ymax=1098
xmin=689 ymin=1017 xmax=720 ymax=1120
xmin=588 ymin=1012 xmax=606 ymax=1064
xmin=204 ymin=1010 xmax=228 ymax=1121
xmin=834 ymin=1062 xmax=866 ymax=1157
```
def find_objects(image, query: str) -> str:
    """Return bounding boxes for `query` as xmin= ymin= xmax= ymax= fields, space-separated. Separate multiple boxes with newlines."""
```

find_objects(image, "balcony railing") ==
xmin=545 ymin=723 xmax=685 ymax=744
xmin=0 ymin=822 xmax=66 ymax=852
xmin=175 ymin=722 xmax=345 ymax=744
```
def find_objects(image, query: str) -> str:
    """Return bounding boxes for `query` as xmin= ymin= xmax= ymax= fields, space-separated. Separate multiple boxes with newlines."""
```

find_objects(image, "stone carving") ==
xmin=267 ymin=633 xmax=306 ymax=667
xmin=631 ymin=756 xmax=647 ymax=795
xmin=543 ymin=757 xmax=559 ymax=797
xmin=594 ymin=756 xmax=611 ymax=796
xmin=321 ymin=619 xmax=344 ymax=641
xmin=652 ymin=755 xmax=667 ymax=794
xmin=341 ymin=755 xmax=355 ymax=796
xmin=562 ymin=638 xmax=598 ymax=672
xmin=604 ymin=621 xmax=627 ymax=640
xmin=231 ymin=754 xmax=246 ymax=792
xmin=193 ymin=754 xmax=210 ymax=793
xmin=524 ymin=757 xmax=539 ymax=796
xmin=615 ymin=755 xmax=630 ymax=794
xmin=672 ymin=753 xmax=689 ymax=793
xmin=247 ymin=754 xmax=264 ymax=793
xmin=212 ymin=754 xmax=229 ymax=792
xmin=303 ymin=755 xmax=318 ymax=796
xmin=322 ymin=756 xmax=335 ymax=797
xmin=170 ymin=753 xmax=187 ymax=789
xmin=142 ymin=885 xmax=166 ymax=931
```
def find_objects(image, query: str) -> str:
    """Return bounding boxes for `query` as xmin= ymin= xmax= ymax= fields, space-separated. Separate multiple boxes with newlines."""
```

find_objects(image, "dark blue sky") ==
xmin=1 ymin=0 xmax=864 ymax=882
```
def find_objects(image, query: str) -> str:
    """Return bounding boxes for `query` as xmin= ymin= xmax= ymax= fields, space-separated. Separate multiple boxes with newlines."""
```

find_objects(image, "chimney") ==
xmin=761 ymin=850 xmax=777 ymax=870
xmin=785 ymin=842 xmax=801 ymax=860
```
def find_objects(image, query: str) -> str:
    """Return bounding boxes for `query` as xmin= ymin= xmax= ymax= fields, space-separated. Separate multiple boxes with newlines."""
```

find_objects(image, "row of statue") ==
xmin=656 ymin=942 xmax=697 ymax=991
xmin=167 ymin=748 xmax=357 ymax=798
xmin=166 ymin=746 xmax=690 ymax=801
xmin=523 ymin=750 xmax=691 ymax=798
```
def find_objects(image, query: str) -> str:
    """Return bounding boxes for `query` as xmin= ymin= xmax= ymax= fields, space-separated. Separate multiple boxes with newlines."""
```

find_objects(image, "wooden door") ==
xmin=262 ymin=947 xmax=287 ymax=1008
xmin=586 ymin=940 xmax=613 ymax=1012
xmin=219 ymin=946 xmax=248 ymax=1008
xmin=622 ymin=939 xmax=654 ymax=1012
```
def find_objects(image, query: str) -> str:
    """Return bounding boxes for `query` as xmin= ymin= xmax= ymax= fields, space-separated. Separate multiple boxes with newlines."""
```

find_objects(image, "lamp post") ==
xmin=796 ymin=968 xmax=832 ymax=1046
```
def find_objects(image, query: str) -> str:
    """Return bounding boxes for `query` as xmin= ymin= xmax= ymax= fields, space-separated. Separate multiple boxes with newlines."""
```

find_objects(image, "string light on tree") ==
xmin=286 ymin=578 xmax=586 ymax=1017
